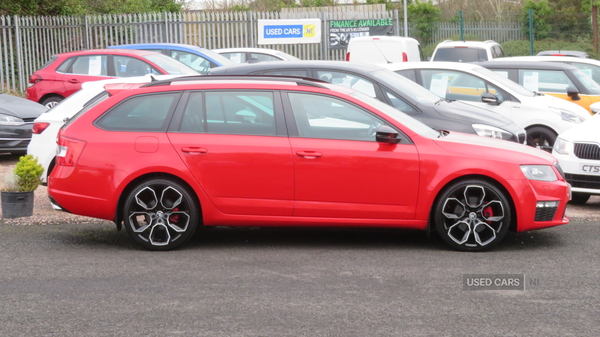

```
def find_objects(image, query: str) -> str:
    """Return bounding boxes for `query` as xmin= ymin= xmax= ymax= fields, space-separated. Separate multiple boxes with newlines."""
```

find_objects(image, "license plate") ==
xmin=579 ymin=164 xmax=600 ymax=175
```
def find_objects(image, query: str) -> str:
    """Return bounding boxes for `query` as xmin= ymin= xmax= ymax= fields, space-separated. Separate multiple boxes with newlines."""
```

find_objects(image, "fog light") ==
xmin=537 ymin=201 xmax=559 ymax=208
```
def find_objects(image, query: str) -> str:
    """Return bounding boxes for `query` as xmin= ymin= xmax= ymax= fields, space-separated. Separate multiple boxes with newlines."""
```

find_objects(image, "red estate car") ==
xmin=48 ymin=76 xmax=571 ymax=251
xmin=26 ymin=49 xmax=197 ymax=108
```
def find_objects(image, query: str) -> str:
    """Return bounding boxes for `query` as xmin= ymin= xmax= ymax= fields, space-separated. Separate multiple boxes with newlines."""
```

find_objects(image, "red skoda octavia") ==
xmin=48 ymin=76 xmax=570 ymax=251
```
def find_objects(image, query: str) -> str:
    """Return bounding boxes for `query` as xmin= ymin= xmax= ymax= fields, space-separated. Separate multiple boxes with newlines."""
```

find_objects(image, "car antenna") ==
xmin=370 ymin=39 xmax=393 ymax=64
xmin=150 ymin=75 xmax=158 ymax=82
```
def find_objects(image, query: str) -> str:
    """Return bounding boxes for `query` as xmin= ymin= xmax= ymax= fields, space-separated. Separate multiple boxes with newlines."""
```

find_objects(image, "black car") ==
xmin=0 ymin=93 xmax=47 ymax=154
xmin=209 ymin=61 xmax=526 ymax=143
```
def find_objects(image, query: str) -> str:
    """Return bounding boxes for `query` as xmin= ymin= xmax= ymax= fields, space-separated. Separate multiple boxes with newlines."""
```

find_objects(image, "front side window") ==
xmin=315 ymin=70 xmax=376 ymax=97
xmin=518 ymin=69 xmax=576 ymax=93
xmin=220 ymin=52 xmax=246 ymax=64
xmin=421 ymin=70 xmax=505 ymax=102
xmin=570 ymin=62 xmax=600 ymax=84
xmin=288 ymin=92 xmax=383 ymax=141
xmin=96 ymin=93 xmax=180 ymax=131
xmin=114 ymin=56 xmax=159 ymax=77
xmin=67 ymin=55 xmax=108 ymax=76
xmin=249 ymin=53 xmax=281 ymax=62
xmin=383 ymin=89 xmax=417 ymax=114
xmin=169 ymin=50 xmax=212 ymax=74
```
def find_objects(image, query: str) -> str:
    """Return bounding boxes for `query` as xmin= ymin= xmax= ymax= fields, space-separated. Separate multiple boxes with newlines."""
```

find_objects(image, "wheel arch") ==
xmin=427 ymin=174 xmax=518 ymax=233
xmin=39 ymin=93 xmax=64 ymax=104
xmin=524 ymin=124 xmax=559 ymax=136
xmin=114 ymin=172 xmax=202 ymax=231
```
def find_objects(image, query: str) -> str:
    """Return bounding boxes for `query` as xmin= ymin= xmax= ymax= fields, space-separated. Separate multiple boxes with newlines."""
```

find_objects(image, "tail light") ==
xmin=32 ymin=122 xmax=50 ymax=134
xmin=345 ymin=52 xmax=350 ymax=61
xmin=56 ymin=131 xmax=86 ymax=167
xmin=402 ymin=52 xmax=408 ymax=62
xmin=28 ymin=74 xmax=42 ymax=87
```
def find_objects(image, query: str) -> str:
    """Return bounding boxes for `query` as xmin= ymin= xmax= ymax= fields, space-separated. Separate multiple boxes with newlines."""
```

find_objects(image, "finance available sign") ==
xmin=258 ymin=19 xmax=321 ymax=45
xmin=329 ymin=18 xmax=393 ymax=50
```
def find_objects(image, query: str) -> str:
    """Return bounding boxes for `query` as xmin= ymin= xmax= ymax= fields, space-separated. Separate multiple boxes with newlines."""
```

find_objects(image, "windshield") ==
xmin=143 ymin=54 xmax=199 ymax=75
xmin=473 ymin=67 xmax=536 ymax=97
xmin=572 ymin=69 xmax=600 ymax=94
xmin=276 ymin=52 xmax=300 ymax=61
xmin=349 ymin=90 xmax=440 ymax=139
xmin=370 ymin=69 xmax=442 ymax=104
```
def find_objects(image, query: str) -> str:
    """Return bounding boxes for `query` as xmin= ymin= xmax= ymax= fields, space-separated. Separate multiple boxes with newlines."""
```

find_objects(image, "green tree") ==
xmin=521 ymin=0 xmax=553 ymax=40
xmin=408 ymin=0 xmax=440 ymax=45
xmin=0 ymin=0 xmax=182 ymax=15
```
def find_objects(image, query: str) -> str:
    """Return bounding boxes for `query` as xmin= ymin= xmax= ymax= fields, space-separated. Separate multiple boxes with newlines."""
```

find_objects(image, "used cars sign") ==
xmin=258 ymin=19 xmax=321 ymax=44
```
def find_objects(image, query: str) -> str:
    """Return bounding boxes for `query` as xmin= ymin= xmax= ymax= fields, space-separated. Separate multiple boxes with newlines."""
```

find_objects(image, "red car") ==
xmin=26 ymin=49 xmax=197 ymax=108
xmin=48 ymin=76 xmax=570 ymax=251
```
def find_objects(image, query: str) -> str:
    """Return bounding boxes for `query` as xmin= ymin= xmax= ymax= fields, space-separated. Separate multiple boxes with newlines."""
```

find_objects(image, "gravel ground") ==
xmin=1 ymin=153 xmax=599 ymax=225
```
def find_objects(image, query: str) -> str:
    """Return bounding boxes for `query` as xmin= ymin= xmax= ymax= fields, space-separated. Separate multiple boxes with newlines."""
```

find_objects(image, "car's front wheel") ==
xmin=40 ymin=96 xmax=63 ymax=109
xmin=434 ymin=179 xmax=512 ymax=252
xmin=123 ymin=178 xmax=198 ymax=251
xmin=569 ymin=192 xmax=590 ymax=205
xmin=526 ymin=126 xmax=557 ymax=152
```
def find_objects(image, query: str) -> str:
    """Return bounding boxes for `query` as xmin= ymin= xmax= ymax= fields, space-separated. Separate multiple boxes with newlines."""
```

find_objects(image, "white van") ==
xmin=345 ymin=36 xmax=422 ymax=64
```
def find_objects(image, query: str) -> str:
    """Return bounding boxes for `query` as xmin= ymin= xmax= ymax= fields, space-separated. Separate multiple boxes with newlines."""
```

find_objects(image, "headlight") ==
xmin=472 ymin=124 xmax=513 ymax=140
xmin=0 ymin=114 xmax=25 ymax=126
xmin=549 ymin=107 xmax=585 ymax=124
xmin=520 ymin=165 xmax=558 ymax=181
xmin=553 ymin=137 xmax=573 ymax=155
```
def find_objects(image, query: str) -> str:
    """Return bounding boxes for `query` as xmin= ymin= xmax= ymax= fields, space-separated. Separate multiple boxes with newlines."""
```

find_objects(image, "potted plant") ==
xmin=1 ymin=155 xmax=44 ymax=218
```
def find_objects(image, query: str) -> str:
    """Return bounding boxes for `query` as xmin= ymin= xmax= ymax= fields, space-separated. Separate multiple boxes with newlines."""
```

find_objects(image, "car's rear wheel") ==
xmin=569 ymin=192 xmax=590 ymax=205
xmin=41 ymin=96 xmax=63 ymax=109
xmin=434 ymin=179 xmax=511 ymax=252
xmin=526 ymin=126 xmax=556 ymax=152
xmin=123 ymin=178 xmax=198 ymax=251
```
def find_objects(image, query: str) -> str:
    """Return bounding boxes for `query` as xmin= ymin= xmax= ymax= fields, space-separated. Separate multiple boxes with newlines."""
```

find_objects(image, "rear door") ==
xmin=168 ymin=90 xmax=294 ymax=216
xmin=61 ymin=55 xmax=112 ymax=97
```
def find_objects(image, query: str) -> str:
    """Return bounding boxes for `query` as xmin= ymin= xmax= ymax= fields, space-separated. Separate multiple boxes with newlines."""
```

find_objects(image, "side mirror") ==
xmin=590 ymin=102 xmax=600 ymax=114
xmin=567 ymin=87 xmax=581 ymax=101
xmin=376 ymin=125 xmax=401 ymax=144
xmin=481 ymin=92 xmax=499 ymax=104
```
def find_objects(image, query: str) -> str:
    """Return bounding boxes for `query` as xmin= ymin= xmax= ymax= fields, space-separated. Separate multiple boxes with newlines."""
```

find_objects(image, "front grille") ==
xmin=574 ymin=143 xmax=600 ymax=160
xmin=565 ymin=173 xmax=600 ymax=189
xmin=535 ymin=207 xmax=557 ymax=221
xmin=517 ymin=132 xmax=526 ymax=144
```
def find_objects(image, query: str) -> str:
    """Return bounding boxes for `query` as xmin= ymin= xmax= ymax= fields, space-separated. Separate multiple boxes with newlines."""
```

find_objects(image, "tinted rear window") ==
xmin=433 ymin=48 xmax=487 ymax=62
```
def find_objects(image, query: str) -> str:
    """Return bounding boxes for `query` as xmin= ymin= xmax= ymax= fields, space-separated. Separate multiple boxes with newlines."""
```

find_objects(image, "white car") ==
xmin=381 ymin=61 xmax=590 ymax=150
xmin=430 ymin=40 xmax=505 ymax=62
xmin=213 ymin=48 xmax=299 ymax=63
xmin=27 ymin=75 xmax=177 ymax=183
xmin=553 ymin=110 xmax=600 ymax=204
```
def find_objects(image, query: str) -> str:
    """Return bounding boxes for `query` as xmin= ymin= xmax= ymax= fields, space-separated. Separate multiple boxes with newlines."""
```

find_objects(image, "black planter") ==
xmin=1 ymin=191 xmax=34 ymax=218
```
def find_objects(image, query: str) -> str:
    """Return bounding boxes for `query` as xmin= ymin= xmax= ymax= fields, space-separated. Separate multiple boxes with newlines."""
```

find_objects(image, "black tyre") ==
xmin=526 ymin=126 xmax=557 ymax=152
xmin=41 ymin=96 xmax=63 ymax=109
xmin=434 ymin=179 xmax=512 ymax=252
xmin=123 ymin=178 xmax=198 ymax=251
xmin=569 ymin=192 xmax=590 ymax=205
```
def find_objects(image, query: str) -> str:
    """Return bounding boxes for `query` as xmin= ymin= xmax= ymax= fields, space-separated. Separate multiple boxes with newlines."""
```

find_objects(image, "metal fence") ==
xmin=0 ymin=11 xmax=525 ymax=93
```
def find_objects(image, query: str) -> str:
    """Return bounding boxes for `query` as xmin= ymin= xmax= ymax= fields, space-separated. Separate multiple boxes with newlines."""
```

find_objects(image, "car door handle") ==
xmin=181 ymin=147 xmax=207 ymax=154
xmin=296 ymin=151 xmax=322 ymax=159
xmin=67 ymin=79 xmax=80 ymax=83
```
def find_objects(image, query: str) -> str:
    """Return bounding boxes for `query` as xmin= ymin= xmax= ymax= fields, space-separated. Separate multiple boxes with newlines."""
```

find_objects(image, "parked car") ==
xmin=0 ymin=93 xmax=47 ymax=154
xmin=28 ymin=75 xmax=178 ymax=183
xmin=209 ymin=61 xmax=526 ymax=143
xmin=213 ymin=47 xmax=299 ymax=63
xmin=537 ymin=50 xmax=590 ymax=58
xmin=109 ymin=43 xmax=234 ymax=74
xmin=47 ymin=75 xmax=570 ymax=252
xmin=430 ymin=40 xmax=505 ymax=62
xmin=385 ymin=61 xmax=590 ymax=151
xmin=495 ymin=55 xmax=600 ymax=97
xmin=553 ymin=111 xmax=600 ymax=204
xmin=26 ymin=49 xmax=197 ymax=108
xmin=480 ymin=60 xmax=600 ymax=114
xmin=345 ymin=36 xmax=422 ymax=63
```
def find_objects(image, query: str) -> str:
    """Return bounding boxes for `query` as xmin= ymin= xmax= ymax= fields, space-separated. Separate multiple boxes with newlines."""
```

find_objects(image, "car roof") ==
xmin=496 ymin=55 xmax=600 ymax=65
xmin=209 ymin=60 xmax=386 ymax=75
xmin=110 ymin=43 xmax=208 ymax=51
xmin=476 ymin=60 xmax=580 ymax=71
xmin=57 ymin=48 xmax=160 ymax=57
xmin=436 ymin=40 xmax=499 ymax=47
xmin=381 ymin=61 xmax=482 ymax=72
xmin=214 ymin=47 xmax=286 ymax=54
